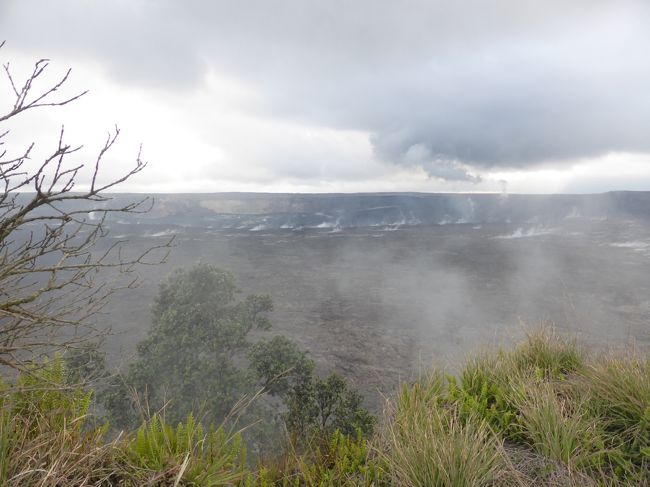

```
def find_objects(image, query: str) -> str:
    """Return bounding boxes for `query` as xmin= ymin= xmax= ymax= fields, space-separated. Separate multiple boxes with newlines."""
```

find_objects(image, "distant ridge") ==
xmin=24 ymin=191 xmax=650 ymax=231
xmin=97 ymin=191 xmax=650 ymax=231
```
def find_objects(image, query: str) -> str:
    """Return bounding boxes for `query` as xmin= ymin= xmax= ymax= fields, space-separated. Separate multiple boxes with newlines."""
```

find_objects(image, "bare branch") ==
xmin=0 ymin=47 xmax=172 ymax=371
xmin=0 ymin=46 xmax=88 ymax=123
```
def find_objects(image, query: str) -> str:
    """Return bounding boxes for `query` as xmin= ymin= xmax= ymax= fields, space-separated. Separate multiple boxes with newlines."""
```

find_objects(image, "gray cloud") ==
xmin=2 ymin=0 xmax=649 ymax=182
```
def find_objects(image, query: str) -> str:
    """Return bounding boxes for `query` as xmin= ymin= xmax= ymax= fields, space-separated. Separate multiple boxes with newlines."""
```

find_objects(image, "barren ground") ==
xmin=98 ymin=218 xmax=650 ymax=409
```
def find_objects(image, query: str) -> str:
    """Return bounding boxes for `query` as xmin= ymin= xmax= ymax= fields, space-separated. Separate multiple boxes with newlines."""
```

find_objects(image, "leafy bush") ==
xmin=250 ymin=336 xmax=377 ymax=444
xmin=248 ymin=323 xmax=376 ymax=443
xmin=449 ymin=354 xmax=524 ymax=441
xmin=255 ymin=430 xmax=388 ymax=486
xmin=248 ymin=335 xmax=314 ymax=397
xmin=11 ymin=356 xmax=93 ymax=435
xmin=122 ymin=413 xmax=248 ymax=486
xmin=284 ymin=372 xmax=376 ymax=440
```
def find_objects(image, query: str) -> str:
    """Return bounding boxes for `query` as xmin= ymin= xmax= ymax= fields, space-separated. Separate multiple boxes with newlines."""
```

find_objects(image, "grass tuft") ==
xmin=384 ymin=376 xmax=511 ymax=486
xmin=579 ymin=354 xmax=650 ymax=479
xmin=516 ymin=382 xmax=604 ymax=471
xmin=510 ymin=328 xmax=584 ymax=380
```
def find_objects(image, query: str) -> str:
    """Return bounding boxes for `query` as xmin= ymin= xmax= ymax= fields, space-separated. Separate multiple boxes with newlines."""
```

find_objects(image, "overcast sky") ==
xmin=1 ymin=0 xmax=649 ymax=193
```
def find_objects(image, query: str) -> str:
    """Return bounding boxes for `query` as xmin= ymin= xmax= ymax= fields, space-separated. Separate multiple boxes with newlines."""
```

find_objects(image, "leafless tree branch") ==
xmin=0 ymin=42 xmax=173 ymax=371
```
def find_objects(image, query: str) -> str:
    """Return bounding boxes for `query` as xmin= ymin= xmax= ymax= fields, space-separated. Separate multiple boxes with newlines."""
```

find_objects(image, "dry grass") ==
xmin=0 ymin=406 xmax=117 ymax=486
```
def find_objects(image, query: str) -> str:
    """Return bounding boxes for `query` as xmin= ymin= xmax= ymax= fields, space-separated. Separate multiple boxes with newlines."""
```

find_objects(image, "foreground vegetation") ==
xmin=1 ymin=329 xmax=648 ymax=486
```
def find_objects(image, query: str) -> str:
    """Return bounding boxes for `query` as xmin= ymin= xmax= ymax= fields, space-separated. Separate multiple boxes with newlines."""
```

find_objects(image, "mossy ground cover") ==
xmin=1 ymin=329 xmax=648 ymax=486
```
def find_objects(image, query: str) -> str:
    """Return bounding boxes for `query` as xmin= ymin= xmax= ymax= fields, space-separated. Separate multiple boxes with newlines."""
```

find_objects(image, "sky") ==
xmin=1 ymin=0 xmax=649 ymax=194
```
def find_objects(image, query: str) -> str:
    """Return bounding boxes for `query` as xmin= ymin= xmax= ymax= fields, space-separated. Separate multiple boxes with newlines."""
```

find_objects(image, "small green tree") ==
xmin=314 ymin=373 xmax=375 ymax=437
xmin=106 ymin=264 xmax=375 ymax=445
xmin=249 ymin=336 xmax=375 ymax=440
xmin=247 ymin=335 xmax=314 ymax=397
xmin=108 ymin=264 xmax=272 ymax=427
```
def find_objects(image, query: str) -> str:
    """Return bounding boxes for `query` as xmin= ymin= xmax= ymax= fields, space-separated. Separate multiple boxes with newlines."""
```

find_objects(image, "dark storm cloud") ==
xmin=2 ymin=0 xmax=649 ymax=181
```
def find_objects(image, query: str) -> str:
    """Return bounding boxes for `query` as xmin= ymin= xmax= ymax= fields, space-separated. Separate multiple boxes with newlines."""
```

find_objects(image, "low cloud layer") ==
xmin=1 ymin=0 xmax=649 ymax=190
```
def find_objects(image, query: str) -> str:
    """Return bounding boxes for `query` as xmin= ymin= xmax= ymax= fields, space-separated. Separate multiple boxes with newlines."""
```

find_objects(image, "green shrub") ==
xmin=122 ymin=413 xmax=249 ymax=486
xmin=11 ymin=356 xmax=93 ymax=435
xmin=254 ymin=430 xmax=388 ymax=486
xmin=445 ymin=330 xmax=647 ymax=484
xmin=450 ymin=354 xmax=524 ymax=440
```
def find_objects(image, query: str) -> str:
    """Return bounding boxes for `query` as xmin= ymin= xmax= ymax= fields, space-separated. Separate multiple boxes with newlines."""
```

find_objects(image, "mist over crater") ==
xmin=90 ymin=191 xmax=650 ymax=409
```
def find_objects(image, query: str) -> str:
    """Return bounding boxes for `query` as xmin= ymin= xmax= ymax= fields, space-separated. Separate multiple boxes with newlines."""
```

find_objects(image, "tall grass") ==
xmin=449 ymin=329 xmax=649 ymax=484
xmin=580 ymin=354 xmax=650 ymax=480
xmin=510 ymin=328 xmax=584 ymax=379
xmin=583 ymin=355 xmax=650 ymax=443
xmin=0 ymin=358 xmax=112 ymax=486
xmin=516 ymin=383 xmax=604 ymax=470
xmin=0 ymin=358 xmax=249 ymax=487
xmin=384 ymin=378 xmax=512 ymax=486
xmin=451 ymin=328 xmax=586 ymax=441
